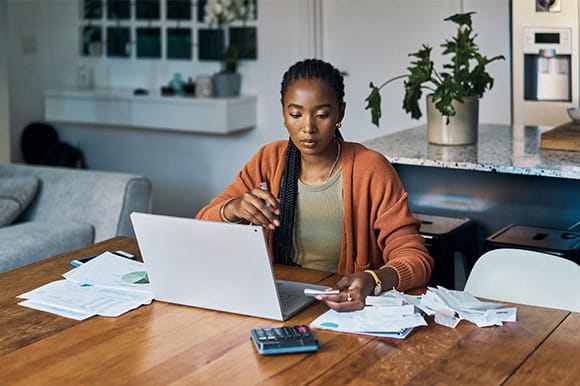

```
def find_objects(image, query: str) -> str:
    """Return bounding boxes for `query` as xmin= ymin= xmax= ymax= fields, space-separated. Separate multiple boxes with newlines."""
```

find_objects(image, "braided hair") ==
xmin=273 ymin=58 xmax=345 ymax=266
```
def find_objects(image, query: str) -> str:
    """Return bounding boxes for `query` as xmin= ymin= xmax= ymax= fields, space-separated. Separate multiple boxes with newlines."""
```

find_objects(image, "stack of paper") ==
xmin=17 ymin=252 xmax=153 ymax=320
xmin=310 ymin=286 xmax=517 ymax=338
xmin=418 ymin=286 xmax=517 ymax=328
xmin=310 ymin=290 xmax=427 ymax=339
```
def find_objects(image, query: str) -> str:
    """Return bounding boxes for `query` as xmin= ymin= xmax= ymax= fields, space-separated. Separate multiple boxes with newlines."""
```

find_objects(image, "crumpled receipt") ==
xmin=419 ymin=286 xmax=517 ymax=328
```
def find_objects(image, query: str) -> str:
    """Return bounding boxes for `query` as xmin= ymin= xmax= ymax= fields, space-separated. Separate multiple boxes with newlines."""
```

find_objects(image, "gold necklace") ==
xmin=324 ymin=140 xmax=341 ymax=183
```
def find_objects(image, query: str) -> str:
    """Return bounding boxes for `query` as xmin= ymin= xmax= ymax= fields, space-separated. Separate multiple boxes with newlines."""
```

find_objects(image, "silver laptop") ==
xmin=130 ymin=212 xmax=328 ymax=321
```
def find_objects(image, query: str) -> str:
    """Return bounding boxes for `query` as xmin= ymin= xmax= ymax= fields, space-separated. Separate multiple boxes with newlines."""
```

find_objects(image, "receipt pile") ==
xmin=354 ymin=292 xmax=428 ymax=332
xmin=310 ymin=287 xmax=517 ymax=338
xmin=310 ymin=290 xmax=428 ymax=339
xmin=416 ymin=286 xmax=517 ymax=328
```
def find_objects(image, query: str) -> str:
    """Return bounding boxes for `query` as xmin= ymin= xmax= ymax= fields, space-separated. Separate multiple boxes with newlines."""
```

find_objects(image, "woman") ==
xmin=196 ymin=59 xmax=433 ymax=311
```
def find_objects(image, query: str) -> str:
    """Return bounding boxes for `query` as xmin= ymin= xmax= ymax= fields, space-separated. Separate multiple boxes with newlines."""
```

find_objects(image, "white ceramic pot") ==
xmin=426 ymin=94 xmax=479 ymax=145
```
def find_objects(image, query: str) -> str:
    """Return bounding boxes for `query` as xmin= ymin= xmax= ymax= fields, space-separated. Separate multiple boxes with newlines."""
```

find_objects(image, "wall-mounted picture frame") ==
xmin=198 ymin=28 xmax=224 ymax=61
xmin=107 ymin=0 xmax=131 ymax=20
xmin=167 ymin=28 xmax=192 ymax=59
xmin=82 ymin=26 xmax=103 ymax=56
xmin=136 ymin=27 xmax=162 ymax=58
xmin=107 ymin=27 xmax=131 ymax=57
xmin=84 ymin=0 xmax=103 ymax=19
xmin=229 ymin=26 xmax=257 ymax=60
xmin=136 ymin=0 xmax=160 ymax=20
xmin=167 ymin=0 xmax=192 ymax=20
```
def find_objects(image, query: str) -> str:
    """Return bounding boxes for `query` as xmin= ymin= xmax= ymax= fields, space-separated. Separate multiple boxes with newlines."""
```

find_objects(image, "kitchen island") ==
xmin=364 ymin=124 xmax=580 ymax=265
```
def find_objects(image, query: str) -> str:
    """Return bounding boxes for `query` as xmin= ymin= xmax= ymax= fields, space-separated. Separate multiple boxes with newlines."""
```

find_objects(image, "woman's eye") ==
xmin=289 ymin=113 xmax=301 ymax=119
xmin=316 ymin=114 xmax=329 ymax=119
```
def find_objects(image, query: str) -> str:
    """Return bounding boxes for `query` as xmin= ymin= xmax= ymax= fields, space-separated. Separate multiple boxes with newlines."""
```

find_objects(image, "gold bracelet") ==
xmin=364 ymin=269 xmax=383 ymax=296
xmin=220 ymin=197 xmax=242 ymax=223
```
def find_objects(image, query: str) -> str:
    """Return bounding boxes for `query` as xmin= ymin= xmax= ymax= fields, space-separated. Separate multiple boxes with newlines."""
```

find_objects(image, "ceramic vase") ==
xmin=213 ymin=72 xmax=241 ymax=98
xmin=427 ymin=94 xmax=479 ymax=145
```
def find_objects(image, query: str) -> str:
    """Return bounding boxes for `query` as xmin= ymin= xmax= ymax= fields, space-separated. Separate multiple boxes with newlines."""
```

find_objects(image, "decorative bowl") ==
xmin=567 ymin=107 xmax=580 ymax=123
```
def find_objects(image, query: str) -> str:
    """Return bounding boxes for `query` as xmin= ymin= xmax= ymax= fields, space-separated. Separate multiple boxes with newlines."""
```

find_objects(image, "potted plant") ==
xmin=365 ymin=12 xmax=504 ymax=145
xmin=213 ymin=43 xmax=241 ymax=97
xmin=205 ymin=0 xmax=255 ymax=98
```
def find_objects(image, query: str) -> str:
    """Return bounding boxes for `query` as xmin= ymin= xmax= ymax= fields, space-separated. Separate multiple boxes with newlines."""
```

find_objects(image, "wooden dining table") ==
xmin=0 ymin=237 xmax=577 ymax=385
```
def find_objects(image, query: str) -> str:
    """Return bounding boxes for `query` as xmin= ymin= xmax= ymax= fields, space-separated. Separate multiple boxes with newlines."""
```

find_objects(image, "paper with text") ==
xmin=17 ymin=252 xmax=153 ymax=320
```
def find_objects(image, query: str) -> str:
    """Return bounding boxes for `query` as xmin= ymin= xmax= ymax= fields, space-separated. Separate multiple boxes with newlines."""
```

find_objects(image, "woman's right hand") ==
xmin=222 ymin=188 xmax=280 ymax=229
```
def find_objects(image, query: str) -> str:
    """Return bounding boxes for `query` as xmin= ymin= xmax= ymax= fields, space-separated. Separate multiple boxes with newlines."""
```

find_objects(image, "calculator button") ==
xmin=251 ymin=326 xmax=319 ymax=355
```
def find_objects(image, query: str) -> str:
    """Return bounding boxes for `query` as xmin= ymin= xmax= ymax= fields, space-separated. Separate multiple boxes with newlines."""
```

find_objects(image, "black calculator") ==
xmin=250 ymin=325 xmax=319 ymax=355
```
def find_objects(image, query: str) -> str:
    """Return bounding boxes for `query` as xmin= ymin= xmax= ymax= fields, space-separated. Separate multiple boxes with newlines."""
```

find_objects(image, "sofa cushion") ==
xmin=0 ymin=220 xmax=94 ymax=273
xmin=0 ymin=176 xmax=39 ymax=226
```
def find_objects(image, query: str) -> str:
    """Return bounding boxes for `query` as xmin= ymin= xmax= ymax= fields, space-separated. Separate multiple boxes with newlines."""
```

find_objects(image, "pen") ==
xmin=260 ymin=182 xmax=270 ymax=208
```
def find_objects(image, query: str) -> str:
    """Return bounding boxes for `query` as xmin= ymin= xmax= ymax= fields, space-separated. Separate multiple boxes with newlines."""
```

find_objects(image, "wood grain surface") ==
xmin=505 ymin=312 xmax=580 ymax=386
xmin=0 ymin=237 xmax=576 ymax=385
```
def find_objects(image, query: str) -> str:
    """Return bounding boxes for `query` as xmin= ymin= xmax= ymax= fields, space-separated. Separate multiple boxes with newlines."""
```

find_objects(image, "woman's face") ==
xmin=282 ymin=78 xmax=345 ymax=157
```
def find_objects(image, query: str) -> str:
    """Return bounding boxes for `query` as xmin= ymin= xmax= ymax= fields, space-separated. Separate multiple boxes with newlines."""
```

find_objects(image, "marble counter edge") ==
xmin=384 ymin=155 xmax=579 ymax=179
xmin=363 ymin=124 xmax=580 ymax=181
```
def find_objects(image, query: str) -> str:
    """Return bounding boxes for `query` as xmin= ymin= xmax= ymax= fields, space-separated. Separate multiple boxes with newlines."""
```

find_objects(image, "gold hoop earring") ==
xmin=336 ymin=122 xmax=342 ymax=129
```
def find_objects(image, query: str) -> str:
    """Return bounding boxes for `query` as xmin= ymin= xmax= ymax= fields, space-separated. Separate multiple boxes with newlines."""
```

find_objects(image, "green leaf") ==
xmin=444 ymin=12 xmax=475 ymax=28
xmin=364 ymin=11 xmax=504 ymax=126
xmin=365 ymin=82 xmax=382 ymax=127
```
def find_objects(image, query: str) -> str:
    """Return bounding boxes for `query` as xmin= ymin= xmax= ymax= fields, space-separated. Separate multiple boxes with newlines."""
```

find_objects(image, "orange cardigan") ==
xmin=195 ymin=140 xmax=433 ymax=291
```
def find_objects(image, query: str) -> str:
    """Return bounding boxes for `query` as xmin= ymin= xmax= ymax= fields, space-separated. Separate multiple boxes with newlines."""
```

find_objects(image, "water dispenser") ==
xmin=523 ymin=28 xmax=572 ymax=102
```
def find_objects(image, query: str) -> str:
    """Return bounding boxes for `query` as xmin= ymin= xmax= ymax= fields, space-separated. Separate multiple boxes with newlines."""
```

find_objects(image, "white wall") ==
xmin=323 ymin=0 xmax=511 ymax=140
xmin=5 ymin=0 xmax=511 ymax=217
xmin=0 ymin=0 xmax=10 ymax=162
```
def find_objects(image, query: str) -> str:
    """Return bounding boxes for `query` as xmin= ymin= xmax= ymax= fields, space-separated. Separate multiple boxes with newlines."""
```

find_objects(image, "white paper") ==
xmin=18 ymin=300 xmax=94 ymax=320
xmin=420 ymin=291 xmax=458 ymax=317
xmin=310 ymin=289 xmax=427 ymax=339
xmin=355 ymin=311 xmax=427 ymax=332
xmin=310 ymin=309 xmax=415 ymax=339
xmin=429 ymin=286 xmax=504 ymax=312
xmin=360 ymin=303 xmax=415 ymax=317
xmin=434 ymin=312 xmax=461 ymax=328
xmin=18 ymin=279 xmax=152 ymax=318
xmin=63 ymin=252 xmax=153 ymax=295
xmin=420 ymin=286 xmax=517 ymax=328
xmin=17 ymin=252 xmax=154 ymax=320
xmin=365 ymin=294 xmax=404 ymax=307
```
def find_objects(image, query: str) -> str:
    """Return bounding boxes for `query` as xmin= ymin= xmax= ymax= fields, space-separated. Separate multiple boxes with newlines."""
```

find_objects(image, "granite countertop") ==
xmin=363 ymin=123 xmax=580 ymax=180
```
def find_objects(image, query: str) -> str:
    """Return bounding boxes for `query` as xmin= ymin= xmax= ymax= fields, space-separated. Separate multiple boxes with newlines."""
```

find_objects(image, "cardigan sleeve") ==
xmin=195 ymin=146 xmax=268 ymax=222
xmin=195 ymin=141 xmax=286 ymax=222
xmin=368 ymin=153 xmax=434 ymax=290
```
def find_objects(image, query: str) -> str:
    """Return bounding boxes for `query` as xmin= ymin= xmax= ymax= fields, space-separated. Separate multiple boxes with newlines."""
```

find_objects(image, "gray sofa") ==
xmin=0 ymin=163 xmax=152 ymax=273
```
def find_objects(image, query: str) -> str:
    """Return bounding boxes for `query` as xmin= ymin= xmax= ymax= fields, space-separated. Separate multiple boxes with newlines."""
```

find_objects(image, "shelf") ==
xmin=45 ymin=89 xmax=257 ymax=135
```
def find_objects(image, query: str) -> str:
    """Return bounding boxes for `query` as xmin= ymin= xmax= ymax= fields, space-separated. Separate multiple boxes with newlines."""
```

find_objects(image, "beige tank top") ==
xmin=292 ymin=167 xmax=343 ymax=273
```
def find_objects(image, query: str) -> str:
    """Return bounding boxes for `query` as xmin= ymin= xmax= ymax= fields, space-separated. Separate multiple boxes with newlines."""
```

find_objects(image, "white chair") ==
xmin=464 ymin=248 xmax=580 ymax=312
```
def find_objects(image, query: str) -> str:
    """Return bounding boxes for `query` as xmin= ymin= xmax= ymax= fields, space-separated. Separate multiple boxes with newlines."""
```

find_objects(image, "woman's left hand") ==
xmin=315 ymin=272 xmax=375 ymax=312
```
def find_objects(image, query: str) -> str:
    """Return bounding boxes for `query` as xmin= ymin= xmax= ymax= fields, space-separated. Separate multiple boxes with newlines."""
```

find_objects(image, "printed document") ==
xmin=17 ymin=252 xmax=153 ymax=320
xmin=310 ymin=290 xmax=427 ymax=339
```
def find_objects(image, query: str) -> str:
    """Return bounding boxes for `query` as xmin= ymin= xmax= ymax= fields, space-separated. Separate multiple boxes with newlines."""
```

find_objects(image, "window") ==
xmin=80 ymin=0 xmax=258 ymax=62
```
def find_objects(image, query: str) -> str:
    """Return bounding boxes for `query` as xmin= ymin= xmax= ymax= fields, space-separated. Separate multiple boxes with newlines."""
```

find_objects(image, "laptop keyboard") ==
xmin=279 ymin=293 xmax=301 ymax=308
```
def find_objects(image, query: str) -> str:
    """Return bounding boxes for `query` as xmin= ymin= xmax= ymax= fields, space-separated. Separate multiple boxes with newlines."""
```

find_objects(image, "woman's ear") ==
xmin=338 ymin=102 xmax=346 ymax=123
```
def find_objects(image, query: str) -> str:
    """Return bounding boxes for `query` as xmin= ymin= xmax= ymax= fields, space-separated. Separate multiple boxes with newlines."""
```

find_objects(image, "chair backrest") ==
xmin=464 ymin=248 xmax=580 ymax=312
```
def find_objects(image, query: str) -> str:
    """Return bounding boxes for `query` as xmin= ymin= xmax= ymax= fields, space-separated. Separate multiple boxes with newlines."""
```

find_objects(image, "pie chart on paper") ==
xmin=122 ymin=271 xmax=150 ymax=284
